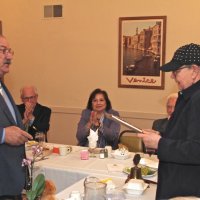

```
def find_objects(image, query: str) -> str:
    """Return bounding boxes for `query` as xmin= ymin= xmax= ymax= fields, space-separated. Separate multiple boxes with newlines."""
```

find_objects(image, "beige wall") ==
xmin=0 ymin=0 xmax=200 ymax=144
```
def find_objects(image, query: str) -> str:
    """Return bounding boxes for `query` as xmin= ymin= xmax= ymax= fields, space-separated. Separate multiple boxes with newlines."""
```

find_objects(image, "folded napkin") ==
xmin=140 ymin=158 xmax=158 ymax=169
xmin=107 ymin=163 xmax=125 ymax=172
xmin=87 ymin=129 xmax=98 ymax=148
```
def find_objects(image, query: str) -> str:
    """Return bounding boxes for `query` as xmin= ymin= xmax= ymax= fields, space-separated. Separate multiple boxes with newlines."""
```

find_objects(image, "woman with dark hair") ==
xmin=76 ymin=88 xmax=120 ymax=149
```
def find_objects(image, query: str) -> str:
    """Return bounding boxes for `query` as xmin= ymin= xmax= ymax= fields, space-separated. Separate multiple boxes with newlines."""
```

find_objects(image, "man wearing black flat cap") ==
xmin=138 ymin=43 xmax=200 ymax=199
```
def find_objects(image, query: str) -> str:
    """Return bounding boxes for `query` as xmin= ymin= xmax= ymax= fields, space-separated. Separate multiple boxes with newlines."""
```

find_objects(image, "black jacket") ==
xmin=152 ymin=118 xmax=168 ymax=136
xmin=17 ymin=103 xmax=51 ymax=140
xmin=157 ymin=80 xmax=200 ymax=199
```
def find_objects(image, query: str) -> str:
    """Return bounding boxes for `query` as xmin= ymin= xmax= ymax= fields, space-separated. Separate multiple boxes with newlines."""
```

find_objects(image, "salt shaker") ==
xmin=104 ymin=148 xmax=108 ymax=158
xmin=99 ymin=149 xmax=105 ymax=159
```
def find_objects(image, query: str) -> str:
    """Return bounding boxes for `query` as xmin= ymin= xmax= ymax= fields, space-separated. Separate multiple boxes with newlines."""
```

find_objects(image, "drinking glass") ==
xmin=35 ymin=132 xmax=45 ymax=146
xmin=84 ymin=177 xmax=106 ymax=200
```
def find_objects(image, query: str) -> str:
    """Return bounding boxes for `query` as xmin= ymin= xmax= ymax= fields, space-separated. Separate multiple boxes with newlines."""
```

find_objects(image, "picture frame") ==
xmin=118 ymin=16 xmax=166 ymax=89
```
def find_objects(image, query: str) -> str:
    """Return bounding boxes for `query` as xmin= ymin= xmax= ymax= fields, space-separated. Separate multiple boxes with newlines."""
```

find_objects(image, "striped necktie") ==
xmin=0 ymin=82 xmax=17 ymax=123
xmin=0 ymin=82 xmax=3 ymax=96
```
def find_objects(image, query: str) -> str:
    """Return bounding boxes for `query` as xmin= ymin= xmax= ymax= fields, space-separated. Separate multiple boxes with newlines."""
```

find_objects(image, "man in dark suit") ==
xmin=152 ymin=93 xmax=178 ymax=136
xmin=0 ymin=35 xmax=32 ymax=198
xmin=17 ymin=86 xmax=51 ymax=141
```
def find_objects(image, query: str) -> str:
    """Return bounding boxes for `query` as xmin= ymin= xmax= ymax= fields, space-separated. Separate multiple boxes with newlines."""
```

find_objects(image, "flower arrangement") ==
xmin=22 ymin=145 xmax=45 ymax=200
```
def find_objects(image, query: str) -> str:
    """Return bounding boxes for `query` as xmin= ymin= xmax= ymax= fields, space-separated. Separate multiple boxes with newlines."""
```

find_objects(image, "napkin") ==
xmin=140 ymin=158 xmax=158 ymax=169
xmin=87 ymin=129 xmax=98 ymax=148
xmin=107 ymin=163 xmax=125 ymax=172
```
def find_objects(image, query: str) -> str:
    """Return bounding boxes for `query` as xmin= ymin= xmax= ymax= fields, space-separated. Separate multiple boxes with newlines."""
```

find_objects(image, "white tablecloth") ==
xmin=29 ymin=144 xmax=158 ymax=199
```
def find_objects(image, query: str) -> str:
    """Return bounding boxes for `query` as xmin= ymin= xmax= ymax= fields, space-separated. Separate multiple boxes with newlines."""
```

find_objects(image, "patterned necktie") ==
xmin=0 ymin=82 xmax=3 ymax=97
xmin=0 ymin=82 xmax=17 ymax=123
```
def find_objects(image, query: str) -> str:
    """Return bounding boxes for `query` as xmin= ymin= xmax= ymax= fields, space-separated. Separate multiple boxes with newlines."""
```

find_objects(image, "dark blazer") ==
xmin=17 ymin=103 xmax=51 ymax=140
xmin=152 ymin=118 xmax=168 ymax=136
xmin=0 ymin=82 xmax=26 ymax=195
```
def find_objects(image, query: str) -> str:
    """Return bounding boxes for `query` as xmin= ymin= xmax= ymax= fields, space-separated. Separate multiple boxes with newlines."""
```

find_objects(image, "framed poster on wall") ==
xmin=118 ymin=16 xmax=166 ymax=89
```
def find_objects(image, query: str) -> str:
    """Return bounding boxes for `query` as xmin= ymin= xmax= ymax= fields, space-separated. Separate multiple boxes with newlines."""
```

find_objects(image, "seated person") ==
xmin=17 ymin=85 xmax=51 ymax=141
xmin=76 ymin=88 xmax=120 ymax=149
xmin=152 ymin=93 xmax=178 ymax=136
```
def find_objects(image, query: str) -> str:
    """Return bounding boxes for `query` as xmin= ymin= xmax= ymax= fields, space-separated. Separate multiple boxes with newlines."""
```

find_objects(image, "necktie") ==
xmin=0 ymin=82 xmax=3 ymax=96
xmin=0 ymin=82 xmax=17 ymax=123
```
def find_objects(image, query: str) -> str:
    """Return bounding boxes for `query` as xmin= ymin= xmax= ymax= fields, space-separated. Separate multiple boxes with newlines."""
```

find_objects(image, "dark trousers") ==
xmin=0 ymin=195 xmax=22 ymax=200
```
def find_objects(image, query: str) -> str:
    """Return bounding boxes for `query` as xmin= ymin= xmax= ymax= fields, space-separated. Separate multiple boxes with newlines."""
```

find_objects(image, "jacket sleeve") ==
xmin=76 ymin=110 xmax=90 ymax=146
xmin=32 ymin=107 xmax=51 ymax=132
xmin=101 ymin=110 xmax=120 ymax=144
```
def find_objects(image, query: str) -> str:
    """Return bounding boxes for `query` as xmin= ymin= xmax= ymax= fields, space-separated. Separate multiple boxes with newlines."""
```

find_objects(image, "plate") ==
xmin=123 ymin=166 xmax=157 ymax=178
xmin=139 ymin=158 xmax=158 ymax=169
xmin=26 ymin=140 xmax=38 ymax=146
xmin=111 ymin=152 xmax=130 ymax=160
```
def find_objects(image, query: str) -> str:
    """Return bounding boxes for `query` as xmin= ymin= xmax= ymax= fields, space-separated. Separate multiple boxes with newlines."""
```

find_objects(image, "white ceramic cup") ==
xmin=105 ymin=145 xmax=112 ymax=157
xmin=69 ymin=190 xmax=82 ymax=200
xmin=59 ymin=145 xmax=72 ymax=156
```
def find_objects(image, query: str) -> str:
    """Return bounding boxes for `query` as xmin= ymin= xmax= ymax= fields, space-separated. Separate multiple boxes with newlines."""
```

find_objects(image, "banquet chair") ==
xmin=118 ymin=130 xmax=145 ymax=152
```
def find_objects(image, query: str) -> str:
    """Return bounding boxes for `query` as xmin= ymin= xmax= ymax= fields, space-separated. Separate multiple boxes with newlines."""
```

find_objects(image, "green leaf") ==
xmin=26 ymin=190 xmax=37 ymax=200
xmin=31 ymin=174 xmax=45 ymax=198
xmin=32 ymin=174 xmax=45 ymax=191
xmin=35 ymin=180 xmax=45 ymax=197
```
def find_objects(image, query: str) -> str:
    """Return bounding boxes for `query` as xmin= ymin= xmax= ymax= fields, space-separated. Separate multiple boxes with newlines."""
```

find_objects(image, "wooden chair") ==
xmin=118 ymin=130 xmax=145 ymax=152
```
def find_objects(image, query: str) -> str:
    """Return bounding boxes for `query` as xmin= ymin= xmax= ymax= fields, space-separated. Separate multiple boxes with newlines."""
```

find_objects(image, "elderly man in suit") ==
xmin=152 ymin=93 xmax=178 ymax=136
xmin=0 ymin=35 xmax=32 ymax=199
xmin=17 ymin=86 xmax=51 ymax=141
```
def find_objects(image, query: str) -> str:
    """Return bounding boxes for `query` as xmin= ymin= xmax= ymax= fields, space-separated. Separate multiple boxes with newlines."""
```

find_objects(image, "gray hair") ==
xmin=20 ymin=85 xmax=38 ymax=97
xmin=167 ymin=93 xmax=178 ymax=102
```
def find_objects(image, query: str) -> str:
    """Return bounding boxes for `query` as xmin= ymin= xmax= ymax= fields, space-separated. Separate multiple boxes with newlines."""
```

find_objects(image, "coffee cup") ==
xmin=59 ymin=145 xmax=72 ymax=156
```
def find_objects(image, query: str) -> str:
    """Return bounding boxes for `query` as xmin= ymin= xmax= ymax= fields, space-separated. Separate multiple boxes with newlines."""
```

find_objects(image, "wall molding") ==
xmin=50 ymin=106 xmax=166 ymax=120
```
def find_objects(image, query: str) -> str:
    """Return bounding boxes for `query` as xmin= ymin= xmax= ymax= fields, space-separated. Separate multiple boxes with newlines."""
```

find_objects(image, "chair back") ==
xmin=118 ymin=130 xmax=145 ymax=152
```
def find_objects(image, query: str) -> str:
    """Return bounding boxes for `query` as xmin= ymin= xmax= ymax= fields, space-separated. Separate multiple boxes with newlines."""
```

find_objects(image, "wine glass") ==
xmin=88 ymin=141 xmax=97 ymax=157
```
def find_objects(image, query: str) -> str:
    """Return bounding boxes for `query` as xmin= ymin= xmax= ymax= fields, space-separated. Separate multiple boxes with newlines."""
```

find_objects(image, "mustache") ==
xmin=3 ymin=59 xmax=11 ymax=65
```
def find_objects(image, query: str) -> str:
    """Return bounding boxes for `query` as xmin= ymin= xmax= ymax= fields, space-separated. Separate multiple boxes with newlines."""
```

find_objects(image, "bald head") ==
xmin=20 ymin=86 xmax=38 ymax=107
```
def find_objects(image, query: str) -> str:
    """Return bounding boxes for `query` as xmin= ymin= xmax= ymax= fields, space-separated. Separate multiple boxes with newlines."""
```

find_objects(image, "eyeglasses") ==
xmin=0 ymin=45 xmax=14 ymax=55
xmin=22 ymin=96 xmax=37 ymax=101
xmin=172 ymin=66 xmax=190 ymax=77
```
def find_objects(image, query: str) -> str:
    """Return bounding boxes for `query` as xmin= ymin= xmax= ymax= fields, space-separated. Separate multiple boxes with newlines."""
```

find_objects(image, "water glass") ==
xmin=84 ymin=179 xmax=106 ymax=200
xmin=35 ymin=132 xmax=45 ymax=146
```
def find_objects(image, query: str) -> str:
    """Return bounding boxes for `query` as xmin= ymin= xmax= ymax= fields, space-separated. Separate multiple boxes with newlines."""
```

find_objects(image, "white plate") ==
xmin=139 ymin=158 xmax=158 ymax=169
xmin=111 ymin=152 xmax=130 ymax=160
xmin=123 ymin=167 xmax=157 ymax=178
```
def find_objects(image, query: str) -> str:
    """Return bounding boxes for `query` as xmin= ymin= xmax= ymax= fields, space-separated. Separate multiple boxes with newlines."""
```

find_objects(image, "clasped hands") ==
xmin=87 ymin=111 xmax=102 ymax=129
xmin=23 ymin=102 xmax=35 ymax=125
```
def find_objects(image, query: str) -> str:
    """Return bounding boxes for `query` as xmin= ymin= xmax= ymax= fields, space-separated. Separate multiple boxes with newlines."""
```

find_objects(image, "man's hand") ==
xmin=23 ymin=102 xmax=35 ymax=124
xmin=137 ymin=129 xmax=161 ymax=149
xmin=5 ymin=126 xmax=33 ymax=145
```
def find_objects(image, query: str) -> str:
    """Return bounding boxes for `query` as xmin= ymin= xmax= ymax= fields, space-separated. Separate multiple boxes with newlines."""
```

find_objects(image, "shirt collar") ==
xmin=179 ymin=80 xmax=200 ymax=101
